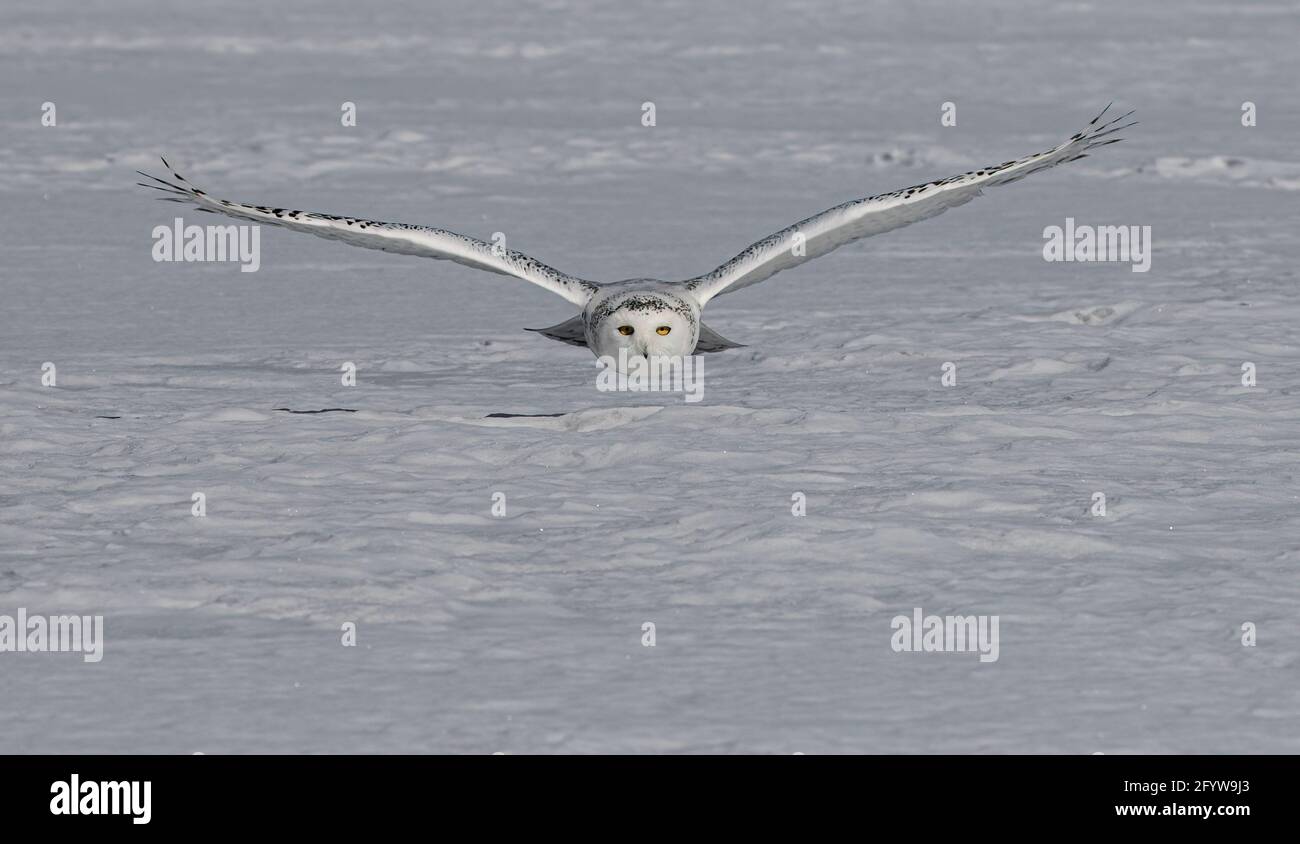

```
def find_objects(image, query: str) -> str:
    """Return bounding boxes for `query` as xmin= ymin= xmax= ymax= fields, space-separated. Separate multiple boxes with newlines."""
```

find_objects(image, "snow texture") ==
xmin=1 ymin=0 xmax=1297 ymax=753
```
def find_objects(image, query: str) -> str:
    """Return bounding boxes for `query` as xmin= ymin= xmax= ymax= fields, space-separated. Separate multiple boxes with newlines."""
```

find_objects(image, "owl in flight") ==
xmin=139 ymin=105 xmax=1133 ymax=365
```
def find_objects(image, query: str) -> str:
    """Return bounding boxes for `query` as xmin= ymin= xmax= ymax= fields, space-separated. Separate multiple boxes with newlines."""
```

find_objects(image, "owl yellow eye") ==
xmin=617 ymin=325 xmax=634 ymax=336
xmin=656 ymin=326 xmax=671 ymax=335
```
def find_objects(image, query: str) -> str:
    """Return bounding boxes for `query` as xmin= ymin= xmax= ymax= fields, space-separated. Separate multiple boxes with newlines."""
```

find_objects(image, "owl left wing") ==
xmin=683 ymin=105 xmax=1135 ymax=305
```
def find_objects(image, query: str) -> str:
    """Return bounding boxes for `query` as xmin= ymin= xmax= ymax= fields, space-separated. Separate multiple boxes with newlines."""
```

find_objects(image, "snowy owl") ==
xmin=139 ymin=106 xmax=1133 ymax=364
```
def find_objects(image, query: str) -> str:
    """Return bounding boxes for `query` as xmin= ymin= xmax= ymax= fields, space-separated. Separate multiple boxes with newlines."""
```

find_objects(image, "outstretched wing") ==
xmin=138 ymin=160 xmax=600 ymax=307
xmin=684 ymin=105 xmax=1135 ymax=305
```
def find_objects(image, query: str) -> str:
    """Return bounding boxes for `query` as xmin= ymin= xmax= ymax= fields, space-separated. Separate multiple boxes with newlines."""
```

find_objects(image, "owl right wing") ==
xmin=138 ymin=160 xmax=600 ymax=307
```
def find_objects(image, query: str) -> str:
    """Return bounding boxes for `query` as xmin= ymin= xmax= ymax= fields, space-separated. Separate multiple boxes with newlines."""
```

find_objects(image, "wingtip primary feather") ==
xmin=1080 ymin=106 xmax=1135 ymax=143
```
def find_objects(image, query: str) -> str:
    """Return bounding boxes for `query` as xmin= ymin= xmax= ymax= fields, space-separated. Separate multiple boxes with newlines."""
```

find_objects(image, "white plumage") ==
xmin=139 ymin=105 xmax=1134 ymax=363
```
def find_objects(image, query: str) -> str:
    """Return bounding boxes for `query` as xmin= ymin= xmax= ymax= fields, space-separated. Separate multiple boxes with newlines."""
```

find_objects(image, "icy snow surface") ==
xmin=1 ymin=0 xmax=1297 ymax=752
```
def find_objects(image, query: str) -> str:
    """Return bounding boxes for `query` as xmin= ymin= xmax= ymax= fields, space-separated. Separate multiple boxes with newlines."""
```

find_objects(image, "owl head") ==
xmin=588 ymin=290 xmax=699 ymax=362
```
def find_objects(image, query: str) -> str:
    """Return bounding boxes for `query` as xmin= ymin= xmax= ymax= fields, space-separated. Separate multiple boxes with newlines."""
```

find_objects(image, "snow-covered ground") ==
xmin=2 ymin=0 xmax=1298 ymax=753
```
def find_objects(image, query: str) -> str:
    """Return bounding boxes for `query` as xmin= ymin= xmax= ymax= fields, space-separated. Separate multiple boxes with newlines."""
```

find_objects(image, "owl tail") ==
xmin=526 ymin=315 xmax=588 ymax=347
xmin=694 ymin=323 xmax=745 ymax=353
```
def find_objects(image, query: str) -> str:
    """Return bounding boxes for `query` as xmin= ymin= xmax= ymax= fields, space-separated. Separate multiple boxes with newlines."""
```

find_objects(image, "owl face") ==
xmin=587 ymin=291 xmax=700 ymax=363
